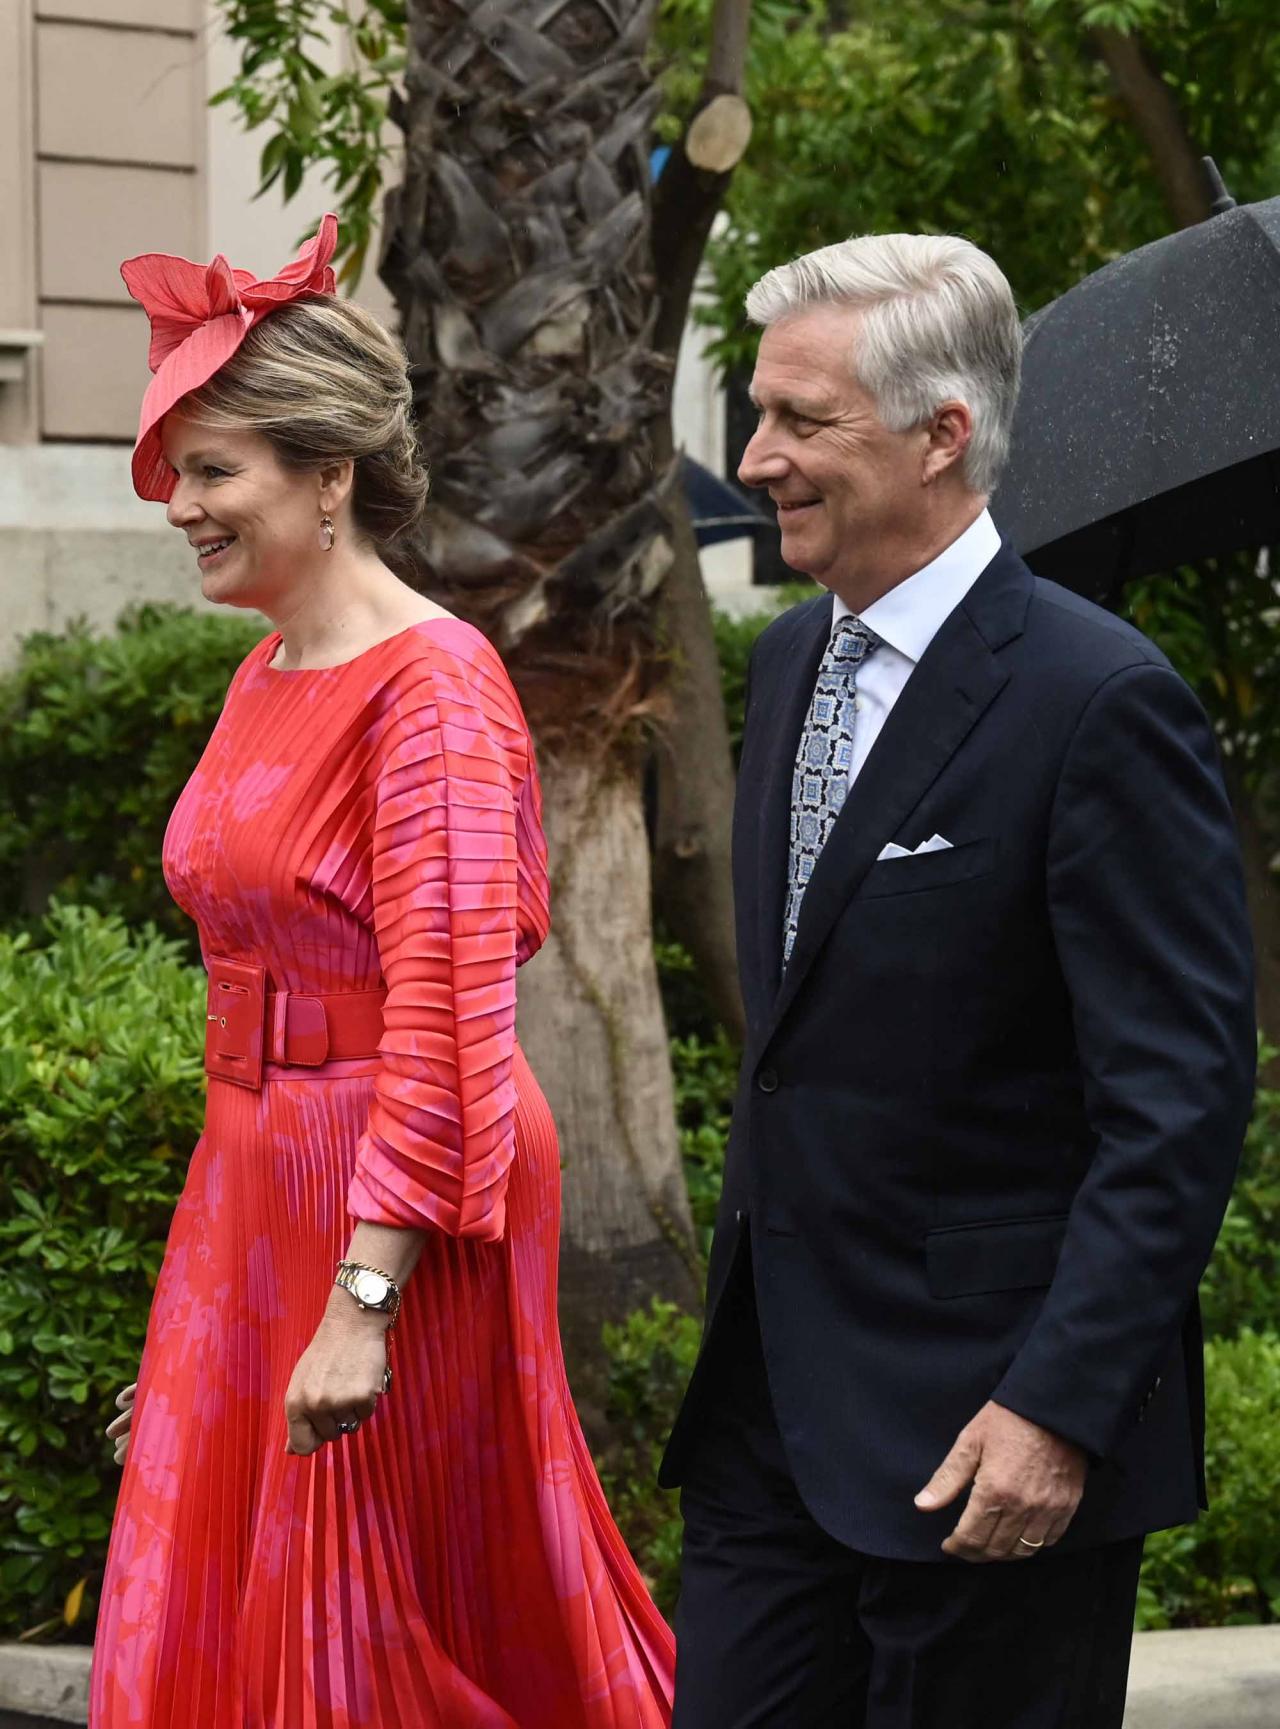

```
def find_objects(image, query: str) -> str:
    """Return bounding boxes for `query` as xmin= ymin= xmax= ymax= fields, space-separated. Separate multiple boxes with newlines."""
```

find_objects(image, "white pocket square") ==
xmin=876 ymin=833 xmax=954 ymax=862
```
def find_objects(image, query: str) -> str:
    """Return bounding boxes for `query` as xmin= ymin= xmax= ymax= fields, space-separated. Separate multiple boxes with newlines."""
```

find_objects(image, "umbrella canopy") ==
xmin=681 ymin=454 xmax=774 ymax=547
xmin=994 ymin=175 xmax=1280 ymax=601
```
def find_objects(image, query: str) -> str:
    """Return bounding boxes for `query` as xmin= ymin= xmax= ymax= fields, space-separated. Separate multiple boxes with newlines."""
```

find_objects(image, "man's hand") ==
xmin=914 ymin=1400 xmax=1087 ymax=1562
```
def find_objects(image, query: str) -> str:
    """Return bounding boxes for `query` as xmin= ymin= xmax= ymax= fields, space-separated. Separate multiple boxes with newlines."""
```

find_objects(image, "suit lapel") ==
xmin=753 ymin=597 xmax=834 ymax=1005
xmin=768 ymin=546 xmax=1032 ymax=1032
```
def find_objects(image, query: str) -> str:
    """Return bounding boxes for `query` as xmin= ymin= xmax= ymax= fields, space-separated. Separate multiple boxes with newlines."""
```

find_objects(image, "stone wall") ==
xmin=0 ymin=444 xmax=227 ymax=667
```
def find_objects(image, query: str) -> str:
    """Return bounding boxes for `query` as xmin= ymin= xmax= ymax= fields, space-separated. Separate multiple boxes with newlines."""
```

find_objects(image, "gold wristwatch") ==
xmin=335 ymin=1260 xmax=401 ymax=1327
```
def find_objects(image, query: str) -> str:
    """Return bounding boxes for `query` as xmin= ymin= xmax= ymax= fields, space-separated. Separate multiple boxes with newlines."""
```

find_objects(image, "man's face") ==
xmin=738 ymin=304 xmax=928 ymax=589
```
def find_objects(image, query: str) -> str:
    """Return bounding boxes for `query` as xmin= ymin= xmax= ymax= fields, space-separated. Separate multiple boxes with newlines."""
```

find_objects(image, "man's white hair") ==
xmin=745 ymin=234 xmax=1023 ymax=495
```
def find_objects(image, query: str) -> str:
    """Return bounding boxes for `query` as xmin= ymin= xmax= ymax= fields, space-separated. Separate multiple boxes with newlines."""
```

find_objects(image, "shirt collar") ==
xmin=831 ymin=509 xmax=1002 ymax=664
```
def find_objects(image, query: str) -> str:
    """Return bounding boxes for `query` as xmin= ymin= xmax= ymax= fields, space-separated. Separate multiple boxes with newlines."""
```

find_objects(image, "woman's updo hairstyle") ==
xmin=182 ymin=297 xmax=428 ymax=546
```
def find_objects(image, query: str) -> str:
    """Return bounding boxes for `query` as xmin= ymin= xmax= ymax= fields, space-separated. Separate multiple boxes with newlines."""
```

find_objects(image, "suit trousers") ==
xmin=671 ymin=1247 xmax=1143 ymax=1729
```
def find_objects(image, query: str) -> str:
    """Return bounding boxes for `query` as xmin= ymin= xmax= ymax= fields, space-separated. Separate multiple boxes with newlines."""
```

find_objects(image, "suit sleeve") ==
xmin=992 ymin=661 xmax=1256 ymax=1458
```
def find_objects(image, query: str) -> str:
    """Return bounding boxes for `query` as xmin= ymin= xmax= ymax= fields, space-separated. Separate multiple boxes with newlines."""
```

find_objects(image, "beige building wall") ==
xmin=0 ymin=0 xmax=749 ymax=667
xmin=5 ymin=0 xmax=393 ymax=444
xmin=35 ymin=0 xmax=205 ymax=439
xmin=0 ymin=0 xmax=40 ymax=444
xmin=0 ymin=0 xmax=400 ymax=661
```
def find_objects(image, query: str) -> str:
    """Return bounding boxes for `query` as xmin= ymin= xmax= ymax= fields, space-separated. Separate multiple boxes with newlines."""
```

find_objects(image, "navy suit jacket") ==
xmin=660 ymin=541 xmax=1256 ymax=1561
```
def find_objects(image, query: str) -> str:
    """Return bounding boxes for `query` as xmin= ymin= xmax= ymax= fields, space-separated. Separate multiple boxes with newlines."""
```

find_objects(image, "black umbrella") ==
xmin=680 ymin=455 xmax=774 ymax=548
xmin=994 ymin=162 xmax=1280 ymax=601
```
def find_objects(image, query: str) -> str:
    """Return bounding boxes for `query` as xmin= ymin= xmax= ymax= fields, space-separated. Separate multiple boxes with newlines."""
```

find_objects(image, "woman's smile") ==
xmin=191 ymin=532 xmax=238 ymax=569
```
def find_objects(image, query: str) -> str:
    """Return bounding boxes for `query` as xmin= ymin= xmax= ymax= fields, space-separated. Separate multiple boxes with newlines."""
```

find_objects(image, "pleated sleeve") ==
xmin=347 ymin=645 xmax=530 ymax=1240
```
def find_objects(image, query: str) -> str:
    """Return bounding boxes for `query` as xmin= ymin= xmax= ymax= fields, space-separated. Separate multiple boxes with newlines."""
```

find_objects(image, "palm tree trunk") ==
xmin=379 ymin=0 xmax=701 ymax=1402
xmin=518 ymin=752 xmax=702 ymax=1425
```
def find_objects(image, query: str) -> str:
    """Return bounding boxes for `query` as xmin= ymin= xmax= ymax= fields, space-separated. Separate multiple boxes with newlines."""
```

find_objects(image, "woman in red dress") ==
xmin=91 ymin=218 xmax=675 ymax=1729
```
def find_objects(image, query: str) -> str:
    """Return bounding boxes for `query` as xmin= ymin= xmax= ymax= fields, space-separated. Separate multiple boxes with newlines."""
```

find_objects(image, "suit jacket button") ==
xmin=757 ymin=1067 xmax=779 ymax=1094
xmin=735 ymin=1208 xmax=745 ymax=1223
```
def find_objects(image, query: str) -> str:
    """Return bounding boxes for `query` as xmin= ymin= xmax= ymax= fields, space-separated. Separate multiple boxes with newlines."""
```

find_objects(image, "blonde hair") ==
xmin=746 ymin=234 xmax=1022 ymax=494
xmin=183 ymin=297 xmax=429 ymax=545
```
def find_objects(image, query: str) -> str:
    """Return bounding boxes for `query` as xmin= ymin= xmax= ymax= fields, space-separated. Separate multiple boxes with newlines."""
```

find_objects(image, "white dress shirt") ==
xmin=829 ymin=509 xmax=1002 ymax=791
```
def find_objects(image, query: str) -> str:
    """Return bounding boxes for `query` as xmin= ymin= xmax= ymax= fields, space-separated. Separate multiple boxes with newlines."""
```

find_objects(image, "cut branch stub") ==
xmin=685 ymin=93 xmax=753 ymax=174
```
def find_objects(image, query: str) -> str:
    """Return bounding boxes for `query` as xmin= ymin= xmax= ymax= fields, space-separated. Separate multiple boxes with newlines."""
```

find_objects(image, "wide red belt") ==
xmin=204 ymin=955 xmax=386 ymax=1089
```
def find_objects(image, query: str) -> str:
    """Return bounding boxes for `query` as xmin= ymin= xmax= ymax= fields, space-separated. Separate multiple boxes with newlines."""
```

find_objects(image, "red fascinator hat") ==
xmin=120 ymin=214 xmax=339 ymax=502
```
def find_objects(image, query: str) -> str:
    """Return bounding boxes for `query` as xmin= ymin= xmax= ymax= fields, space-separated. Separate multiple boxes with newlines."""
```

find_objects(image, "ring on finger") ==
xmin=336 ymin=1419 xmax=360 ymax=1436
xmin=1016 ymin=1534 xmax=1046 ymax=1553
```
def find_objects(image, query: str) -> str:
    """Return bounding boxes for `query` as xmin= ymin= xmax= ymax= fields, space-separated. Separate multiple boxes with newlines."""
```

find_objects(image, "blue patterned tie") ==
xmin=783 ymin=616 xmax=881 ymax=966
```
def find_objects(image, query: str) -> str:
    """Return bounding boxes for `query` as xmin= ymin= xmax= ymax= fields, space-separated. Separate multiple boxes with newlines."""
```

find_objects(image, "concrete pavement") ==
xmin=3 ymin=1625 xmax=1280 ymax=1724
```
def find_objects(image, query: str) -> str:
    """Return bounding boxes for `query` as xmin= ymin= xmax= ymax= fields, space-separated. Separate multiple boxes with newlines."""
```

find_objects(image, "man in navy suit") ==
xmin=660 ymin=234 xmax=1256 ymax=1727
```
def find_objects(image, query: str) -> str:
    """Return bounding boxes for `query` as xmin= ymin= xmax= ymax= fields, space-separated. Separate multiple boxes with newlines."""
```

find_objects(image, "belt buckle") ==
xmin=205 ymin=956 xmax=267 ymax=1089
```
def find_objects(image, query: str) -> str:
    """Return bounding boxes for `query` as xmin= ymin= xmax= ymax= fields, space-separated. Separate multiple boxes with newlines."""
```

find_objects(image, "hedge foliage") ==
xmin=0 ymin=904 xmax=203 ymax=1638
xmin=2 ymin=602 xmax=1278 ymax=1639
xmin=1200 ymin=1063 xmax=1280 ymax=1341
xmin=1138 ymin=1330 xmax=1280 ymax=1628
xmin=599 ymin=1300 xmax=701 ymax=1619
xmin=0 ymin=604 xmax=261 ymax=947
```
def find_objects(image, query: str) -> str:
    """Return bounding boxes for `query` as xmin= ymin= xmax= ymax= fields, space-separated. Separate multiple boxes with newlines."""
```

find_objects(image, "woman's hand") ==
xmin=284 ymin=1294 xmax=390 ymax=1457
xmin=105 ymin=1382 xmax=137 ymax=1467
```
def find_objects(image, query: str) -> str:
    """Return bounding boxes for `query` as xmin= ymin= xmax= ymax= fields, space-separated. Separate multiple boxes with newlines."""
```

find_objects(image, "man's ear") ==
xmin=923 ymin=401 xmax=973 ymax=485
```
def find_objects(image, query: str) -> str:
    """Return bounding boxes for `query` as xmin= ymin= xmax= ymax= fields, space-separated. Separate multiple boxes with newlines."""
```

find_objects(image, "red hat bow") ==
xmin=120 ymin=214 xmax=338 ymax=502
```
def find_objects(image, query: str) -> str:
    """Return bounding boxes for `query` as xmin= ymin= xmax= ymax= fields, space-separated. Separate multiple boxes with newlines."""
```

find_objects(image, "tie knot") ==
xmin=829 ymin=615 xmax=879 ymax=670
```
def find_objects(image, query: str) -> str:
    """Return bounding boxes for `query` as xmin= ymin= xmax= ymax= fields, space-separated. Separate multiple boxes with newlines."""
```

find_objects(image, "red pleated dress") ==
xmin=90 ymin=617 xmax=676 ymax=1729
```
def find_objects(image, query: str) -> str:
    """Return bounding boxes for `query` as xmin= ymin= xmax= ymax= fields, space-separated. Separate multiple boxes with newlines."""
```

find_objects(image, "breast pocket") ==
xmin=860 ymin=836 xmax=996 ymax=900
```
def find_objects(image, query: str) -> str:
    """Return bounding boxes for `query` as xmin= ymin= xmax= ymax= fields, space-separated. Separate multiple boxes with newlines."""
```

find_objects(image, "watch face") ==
xmin=354 ymin=1271 xmax=390 ymax=1307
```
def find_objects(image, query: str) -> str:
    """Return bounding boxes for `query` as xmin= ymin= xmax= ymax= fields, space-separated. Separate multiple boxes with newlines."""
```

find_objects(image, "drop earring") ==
xmin=319 ymin=514 xmax=336 ymax=552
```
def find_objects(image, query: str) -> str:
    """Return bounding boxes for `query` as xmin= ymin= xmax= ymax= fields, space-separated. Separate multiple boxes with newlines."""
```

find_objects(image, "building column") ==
xmin=0 ymin=0 xmax=40 ymax=444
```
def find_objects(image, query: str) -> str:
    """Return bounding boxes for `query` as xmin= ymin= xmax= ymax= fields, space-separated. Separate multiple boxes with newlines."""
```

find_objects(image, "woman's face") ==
xmin=160 ymin=412 xmax=331 ymax=609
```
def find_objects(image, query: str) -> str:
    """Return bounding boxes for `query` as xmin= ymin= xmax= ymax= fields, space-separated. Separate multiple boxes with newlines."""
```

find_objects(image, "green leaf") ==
xmin=257 ymin=131 xmax=290 ymax=188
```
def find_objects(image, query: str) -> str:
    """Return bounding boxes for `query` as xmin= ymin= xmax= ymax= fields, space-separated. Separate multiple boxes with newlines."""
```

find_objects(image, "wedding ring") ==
xmin=336 ymin=1419 xmax=359 ymax=1436
xmin=382 ymin=1366 xmax=392 ymax=1395
xmin=1016 ymin=1535 xmax=1045 ymax=1550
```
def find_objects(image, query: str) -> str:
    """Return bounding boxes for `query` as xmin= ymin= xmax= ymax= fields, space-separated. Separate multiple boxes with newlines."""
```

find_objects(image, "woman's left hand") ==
xmin=284 ymin=1298 xmax=389 ymax=1456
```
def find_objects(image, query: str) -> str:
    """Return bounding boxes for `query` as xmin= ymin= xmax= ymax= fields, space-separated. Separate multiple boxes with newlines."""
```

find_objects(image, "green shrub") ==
xmin=671 ymin=1030 xmax=735 ymax=1264
xmin=1200 ymin=1055 xmax=1280 ymax=1340
xmin=597 ymin=1299 xmax=701 ymax=1619
xmin=653 ymin=935 xmax=721 ymax=1045
xmin=711 ymin=606 xmax=761 ymax=768
xmin=0 ymin=604 xmax=259 ymax=946
xmin=655 ymin=939 xmax=738 ymax=1264
xmin=0 ymin=903 xmax=204 ymax=1638
xmin=711 ymin=589 xmax=808 ymax=766
xmin=1138 ymin=1330 xmax=1280 ymax=1628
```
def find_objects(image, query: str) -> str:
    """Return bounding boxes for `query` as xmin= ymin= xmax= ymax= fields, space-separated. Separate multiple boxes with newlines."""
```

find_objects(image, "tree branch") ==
xmin=705 ymin=0 xmax=752 ymax=87
xmin=646 ymin=0 xmax=754 ymax=1046
xmin=1091 ymin=26 xmax=1211 ymax=229
xmin=651 ymin=0 xmax=753 ymax=361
